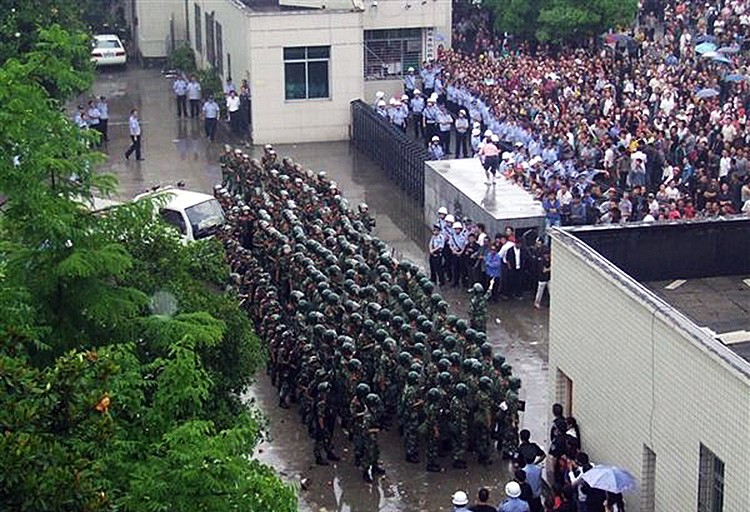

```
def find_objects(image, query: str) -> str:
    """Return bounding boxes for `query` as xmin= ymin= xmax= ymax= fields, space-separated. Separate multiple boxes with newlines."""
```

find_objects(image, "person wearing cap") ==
xmin=498 ymin=481 xmax=529 ymax=512
xmin=372 ymin=90 xmax=385 ymax=110
xmin=202 ymin=95 xmax=220 ymax=142
xmin=421 ymin=61 xmax=436 ymax=98
xmin=403 ymin=67 xmax=417 ymax=99
xmin=429 ymin=222 xmax=446 ymax=285
xmin=442 ymin=213 xmax=456 ymax=282
xmin=410 ymin=90 xmax=425 ymax=138
xmin=428 ymin=135 xmax=444 ymax=160
xmin=451 ymin=490 xmax=471 ymax=512
xmin=423 ymin=97 xmax=439 ymax=144
xmin=448 ymin=221 xmax=467 ymax=287
xmin=391 ymin=99 xmax=408 ymax=132
xmin=455 ymin=110 xmax=470 ymax=158
xmin=471 ymin=128 xmax=482 ymax=156
xmin=436 ymin=104 xmax=454 ymax=155
xmin=376 ymin=100 xmax=388 ymax=119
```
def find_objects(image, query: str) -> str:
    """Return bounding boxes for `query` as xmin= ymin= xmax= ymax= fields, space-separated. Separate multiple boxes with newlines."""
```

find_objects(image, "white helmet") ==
xmin=377 ymin=100 xmax=386 ymax=107
xmin=445 ymin=214 xmax=455 ymax=223
xmin=472 ymin=128 xmax=481 ymax=136
xmin=414 ymin=89 xmax=421 ymax=95
xmin=401 ymin=94 xmax=409 ymax=101
xmin=375 ymin=91 xmax=385 ymax=98
xmin=484 ymin=129 xmax=493 ymax=137
xmin=491 ymin=134 xmax=500 ymax=142
xmin=408 ymin=66 xmax=415 ymax=72
xmin=505 ymin=481 xmax=521 ymax=498
xmin=389 ymin=97 xmax=397 ymax=106
xmin=431 ymin=135 xmax=440 ymax=142
xmin=452 ymin=221 xmax=463 ymax=229
xmin=452 ymin=491 xmax=469 ymax=506
xmin=438 ymin=206 xmax=448 ymax=215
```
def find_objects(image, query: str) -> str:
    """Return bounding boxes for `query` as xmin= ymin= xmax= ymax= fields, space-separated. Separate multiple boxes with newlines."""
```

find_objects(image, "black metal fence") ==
xmin=350 ymin=100 xmax=427 ymax=204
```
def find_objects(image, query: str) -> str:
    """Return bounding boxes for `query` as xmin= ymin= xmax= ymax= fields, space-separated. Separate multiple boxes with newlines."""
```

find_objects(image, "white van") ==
xmin=134 ymin=187 xmax=226 ymax=242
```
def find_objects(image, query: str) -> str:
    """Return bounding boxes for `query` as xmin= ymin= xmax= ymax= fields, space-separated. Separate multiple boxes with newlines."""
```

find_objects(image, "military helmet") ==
xmin=431 ymin=349 xmax=443 ymax=361
xmin=413 ymin=332 xmax=427 ymax=345
xmin=366 ymin=393 xmax=381 ymax=408
xmin=350 ymin=312 xmax=363 ymax=324
xmin=492 ymin=354 xmax=506 ymax=369
xmin=374 ymin=329 xmax=388 ymax=343
xmin=437 ymin=358 xmax=451 ymax=372
xmin=508 ymin=377 xmax=522 ymax=391
xmin=479 ymin=376 xmax=493 ymax=390
xmin=430 ymin=293 xmax=442 ymax=304
xmin=410 ymin=362 xmax=423 ymax=373
xmin=398 ymin=292 xmax=410 ymax=303
xmin=323 ymin=329 xmax=337 ymax=343
xmin=437 ymin=300 xmax=449 ymax=311
xmin=500 ymin=363 xmax=513 ymax=377
xmin=356 ymin=382 xmax=371 ymax=398
xmin=391 ymin=315 xmax=404 ymax=328
xmin=465 ymin=328 xmax=478 ymax=342
xmin=420 ymin=320 xmax=433 ymax=333
xmin=398 ymin=351 xmax=412 ymax=365
xmin=341 ymin=342 xmax=355 ymax=356
xmin=462 ymin=358 xmax=475 ymax=372
xmin=446 ymin=315 xmax=458 ymax=327
xmin=390 ymin=284 xmax=404 ymax=295
xmin=438 ymin=371 xmax=452 ymax=386
xmin=407 ymin=371 xmax=420 ymax=384
xmin=318 ymin=381 xmax=331 ymax=393
xmin=480 ymin=342 xmax=493 ymax=356
xmin=377 ymin=308 xmax=392 ymax=321
xmin=363 ymin=319 xmax=376 ymax=332
xmin=455 ymin=382 xmax=468 ymax=397
xmin=443 ymin=335 xmax=457 ymax=350
xmin=408 ymin=308 xmax=421 ymax=321
xmin=427 ymin=387 xmax=441 ymax=401
xmin=472 ymin=283 xmax=484 ymax=294
xmin=402 ymin=299 xmax=415 ymax=311
xmin=455 ymin=319 xmax=468 ymax=333
xmin=348 ymin=358 xmax=362 ymax=371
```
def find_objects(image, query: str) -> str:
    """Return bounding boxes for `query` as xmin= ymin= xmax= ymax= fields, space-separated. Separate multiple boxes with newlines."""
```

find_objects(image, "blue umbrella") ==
xmin=723 ymin=73 xmax=747 ymax=82
xmin=696 ymin=88 xmax=720 ymax=99
xmin=712 ymin=54 xmax=732 ymax=65
xmin=582 ymin=466 xmax=637 ymax=494
xmin=694 ymin=34 xmax=716 ymax=44
xmin=695 ymin=42 xmax=717 ymax=54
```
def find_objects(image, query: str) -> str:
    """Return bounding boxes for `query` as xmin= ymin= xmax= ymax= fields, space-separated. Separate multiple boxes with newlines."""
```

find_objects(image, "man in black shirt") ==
xmin=517 ymin=429 xmax=546 ymax=465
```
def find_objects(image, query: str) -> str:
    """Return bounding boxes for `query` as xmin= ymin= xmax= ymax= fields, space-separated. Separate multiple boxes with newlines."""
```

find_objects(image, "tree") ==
xmin=487 ymin=0 xmax=542 ymax=41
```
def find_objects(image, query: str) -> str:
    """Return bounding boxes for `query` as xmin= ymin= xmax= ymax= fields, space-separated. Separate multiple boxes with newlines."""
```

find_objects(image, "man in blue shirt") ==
xmin=202 ymin=96 xmax=220 ymax=142
xmin=498 ymin=481 xmax=529 ymax=512
xmin=172 ymin=76 xmax=188 ymax=118
xmin=403 ymin=67 xmax=416 ymax=99
xmin=513 ymin=454 xmax=543 ymax=512
xmin=96 ymin=96 xmax=109 ymax=141
xmin=448 ymin=221 xmax=467 ymax=287
xmin=187 ymin=76 xmax=202 ymax=118
xmin=428 ymin=223 xmax=445 ymax=285
xmin=410 ymin=90 xmax=425 ymax=138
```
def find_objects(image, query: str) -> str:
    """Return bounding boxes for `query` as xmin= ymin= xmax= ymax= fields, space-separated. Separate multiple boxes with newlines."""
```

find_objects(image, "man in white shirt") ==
xmin=186 ymin=76 xmax=202 ymax=118
xmin=226 ymin=90 xmax=241 ymax=134
xmin=173 ymin=76 xmax=188 ymax=118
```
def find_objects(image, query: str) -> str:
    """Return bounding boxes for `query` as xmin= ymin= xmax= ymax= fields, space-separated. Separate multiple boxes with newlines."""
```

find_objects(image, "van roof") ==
xmin=137 ymin=187 xmax=216 ymax=211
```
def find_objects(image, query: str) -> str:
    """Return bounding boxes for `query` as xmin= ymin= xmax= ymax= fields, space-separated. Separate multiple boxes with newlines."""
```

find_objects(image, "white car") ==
xmin=91 ymin=34 xmax=127 ymax=67
xmin=134 ymin=187 xmax=226 ymax=242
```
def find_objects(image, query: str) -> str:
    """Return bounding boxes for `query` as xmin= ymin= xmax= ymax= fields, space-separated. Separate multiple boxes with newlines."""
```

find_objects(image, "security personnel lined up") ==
xmin=436 ymin=105 xmax=453 ymax=155
xmin=448 ymin=221 xmax=468 ymax=287
xmin=403 ymin=67 xmax=417 ymax=99
xmin=202 ymin=96 xmax=220 ymax=142
xmin=428 ymin=223 xmax=445 ymax=285
xmin=423 ymin=97 xmax=439 ymax=144
xmin=410 ymin=90 xmax=425 ymax=139
xmin=455 ymin=110 xmax=470 ymax=158
xmin=428 ymin=135 xmax=444 ymax=160
xmin=173 ymin=76 xmax=188 ymax=118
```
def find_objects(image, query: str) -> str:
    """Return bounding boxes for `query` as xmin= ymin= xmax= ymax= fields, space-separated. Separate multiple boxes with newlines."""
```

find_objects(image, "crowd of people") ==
xmin=215 ymin=145 xmax=525 ymax=483
xmin=373 ymin=0 xmax=750 ymax=228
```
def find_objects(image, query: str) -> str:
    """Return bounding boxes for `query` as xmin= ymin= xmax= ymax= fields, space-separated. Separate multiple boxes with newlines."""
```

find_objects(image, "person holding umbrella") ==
xmin=568 ymin=452 xmax=606 ymax=512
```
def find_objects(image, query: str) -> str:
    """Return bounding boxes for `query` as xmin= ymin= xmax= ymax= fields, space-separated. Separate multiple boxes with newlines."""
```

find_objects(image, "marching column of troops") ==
xmin=215 ymin=144 xmax=521 ymax=483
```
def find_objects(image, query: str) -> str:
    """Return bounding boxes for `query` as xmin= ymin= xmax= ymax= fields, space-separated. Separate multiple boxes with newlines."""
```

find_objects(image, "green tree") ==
xmin=487 ymin=0 xmax=542 ymax=41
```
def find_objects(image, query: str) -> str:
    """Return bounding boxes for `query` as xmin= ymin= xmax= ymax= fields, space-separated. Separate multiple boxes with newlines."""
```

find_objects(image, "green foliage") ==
xmin=485 ymin=0 xmax=637 ymax=43
xmin=169 ymin=44 xmax=197 ymax=73
xmin=0 ymin=16 xmax=297 ymax=512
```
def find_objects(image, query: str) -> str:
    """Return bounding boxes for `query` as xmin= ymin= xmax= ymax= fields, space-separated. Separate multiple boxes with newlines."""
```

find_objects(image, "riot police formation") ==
xmin=215 ymin=144 xmax=522 ymax=482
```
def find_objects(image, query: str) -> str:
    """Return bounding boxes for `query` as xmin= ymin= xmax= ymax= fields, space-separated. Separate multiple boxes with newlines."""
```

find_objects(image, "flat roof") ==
xmin=644 ymin=276 xmax=750 ymax=361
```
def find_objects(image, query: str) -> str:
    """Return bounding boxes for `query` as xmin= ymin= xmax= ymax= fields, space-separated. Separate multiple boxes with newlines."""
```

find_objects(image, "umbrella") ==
xmin=696 ymin=88 xmax=720 ymax=99
xmin=712 ymin=54 xmax=732 ymax=65
xmin=694 ymin=34 xmax=716 ymax=44
xmin=717 ymin=46 xmax=740 ymax=53
xmin=582 ymin=465 xmax=637 ymax=494
xmin=700 ymin=51 xmax=720 ymax=59
xmin=723 ymin=73 xmax=747 ymax=82
xmin=695 ymin=42 xmax=717 ymax=54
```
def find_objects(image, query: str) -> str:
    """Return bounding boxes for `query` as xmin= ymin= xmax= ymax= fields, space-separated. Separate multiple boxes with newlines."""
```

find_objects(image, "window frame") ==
xmin=363 ymin=28 xmax=422 ymax=81
xmin=194 ymin=3 xmax=202 ymax=54
xmin=283 ymin=46 xmax=331 ymax=101
xmin=697 ymin=444 xmax=724 ymax=512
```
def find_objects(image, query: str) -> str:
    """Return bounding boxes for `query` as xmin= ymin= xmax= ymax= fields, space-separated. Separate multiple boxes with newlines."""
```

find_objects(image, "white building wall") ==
xmin=549 ymin=233 xmax=750 ymax=512
xmin=192 ymin=0 xmax=252 ymax=83
xmin=134 ymin=0 xmax=186 ymax=58
xmin=247 ymin=11 xmax=364 ymax=144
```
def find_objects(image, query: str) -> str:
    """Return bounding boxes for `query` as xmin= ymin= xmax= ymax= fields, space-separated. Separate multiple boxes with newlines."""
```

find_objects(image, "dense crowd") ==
xmin=374 ymin=0 xmax=750 ymax=229
xmin=215 ymin=145 xmax=524 ymax=483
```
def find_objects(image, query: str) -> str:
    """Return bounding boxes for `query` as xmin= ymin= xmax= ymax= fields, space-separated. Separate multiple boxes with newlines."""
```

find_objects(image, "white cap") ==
xmin=445 ymin=214 xmax=455 ymax=223
xmin=452 ymin=491 xmax=469 ymax=506
xmin=389 ymin=98 xmax=397 ymax=106
xmin=491 ymin=134 xmax=499 ymax=142
xmin=427 ymin=97 xmax=436 ymax=103
xmin=473 ymin=121 xmax=481 ymax=128
xmin=438 ymin=206 xmax=448 ymax=215
xmin=502 ymin=152 xmax=512 ymax=160
xmin=431 ymin=135 xmax=440 ymax=142
xmin=376 ymin=91 xmax=385 ymax=98
xmin=401 ymin=94 xmax=409 ymax=100
xmin=484 ymin=129 xmax=493 ymax=137
xmin=408 ymin=66 xmax=415 ymax=72
xmin=430 ymin=93 xmax=438 ymax=101
xmin=472 ymin=128 xmax=480 ymax=136
xmin=514 ymin=141 xmax=524 ymax=147
xmin=377 ymin=100 xmax=386 ymax=107
xmin=414 ymin=89 xmax=421 ymax=95
xmin=452 ymin=221 xmax=463 ymax=229
xmin=505 ymin=481 xmax=521 ymax=498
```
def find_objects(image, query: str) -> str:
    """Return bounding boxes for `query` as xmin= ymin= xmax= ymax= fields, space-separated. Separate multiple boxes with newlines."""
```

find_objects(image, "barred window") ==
xmin=364 ymin=28 xmax=422 ymax=81
xmin=215 ymin=22 xmax=223 ymax=76
xmin=284 ymin=46 xmax=330 ymax=100
xmin=697 ymin=444 xmax=724 ymax=512
xmin=194 ymin=4 xmax=202 ymax=54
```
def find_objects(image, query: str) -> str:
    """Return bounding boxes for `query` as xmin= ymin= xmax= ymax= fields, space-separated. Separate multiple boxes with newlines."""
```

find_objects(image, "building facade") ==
xmin=549 ymin=221 xmax=750 ymax=512
xmin=127 ymin=0 xmax=450 ymax=144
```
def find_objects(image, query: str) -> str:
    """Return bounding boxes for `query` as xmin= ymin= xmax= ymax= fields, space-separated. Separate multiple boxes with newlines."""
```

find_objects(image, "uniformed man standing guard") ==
xmin=429 ymin=223 xmax=445 ymax=285
xmin=124 ymin=108 xmax=143 ymax=161
xmin=410 ymin=90 xmax=425 ymax=139
xmin=173 ymin=75 xmax=188 ymax=118
xmin=403 ymin=67 xmax=417 ymax=99
xmin=423 ymin=96 xmax=439 ymax=145
xmin=202 ymin=95 xmax=220 ymax=142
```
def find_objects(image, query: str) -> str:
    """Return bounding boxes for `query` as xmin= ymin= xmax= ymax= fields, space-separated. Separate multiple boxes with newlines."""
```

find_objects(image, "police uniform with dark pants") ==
xmin=428 ymin=224 xmax=445 ymax=285
xmin=202 ymin=97 xmax=220 ymax=142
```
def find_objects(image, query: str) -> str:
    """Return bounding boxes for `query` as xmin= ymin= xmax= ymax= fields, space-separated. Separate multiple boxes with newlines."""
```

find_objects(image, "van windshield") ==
xmin=184 ymin=199 xmax=225 ymax=239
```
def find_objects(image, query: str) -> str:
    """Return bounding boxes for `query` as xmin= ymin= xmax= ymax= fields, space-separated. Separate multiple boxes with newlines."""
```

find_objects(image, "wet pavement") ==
xmin=91 ymin=67 xmax=550 ymax=511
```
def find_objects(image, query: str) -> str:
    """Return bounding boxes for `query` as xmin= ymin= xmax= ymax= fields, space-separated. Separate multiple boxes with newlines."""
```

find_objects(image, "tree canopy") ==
xmin=0 ymin=16 xmax=296 ymax=512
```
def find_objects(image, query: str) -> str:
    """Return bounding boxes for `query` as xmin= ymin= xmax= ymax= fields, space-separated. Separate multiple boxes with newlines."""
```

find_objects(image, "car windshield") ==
xmin=95 ymin=39 xmax=121 ymax=50
xmin=184 ymin=199 xmax=225 ymax=239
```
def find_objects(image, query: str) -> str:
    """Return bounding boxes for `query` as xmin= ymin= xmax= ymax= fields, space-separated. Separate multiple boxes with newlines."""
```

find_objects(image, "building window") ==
xmin=215 ymin=22 xmax=223 ymax=76
xmin=364 ymin=28 xmax=422 ymax=81
xmin=283 ymin=46 xmax=330 ymax=100
xmin=555 ymin=368 xmax=573 ymax=415
xmin=697 ymin=444 xmax=724 ymax=512
xmin=641 ymin=445 xmax=656 ymax=512
xmin=194 ymin=4 xmax=202 ymax=54
xmin=205 ymin=11 xmax=215 ymax=66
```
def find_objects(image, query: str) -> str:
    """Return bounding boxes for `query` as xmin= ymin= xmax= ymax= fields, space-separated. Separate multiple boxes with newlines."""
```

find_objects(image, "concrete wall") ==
xmin=549 ymin=230 xmax=750 ymax=512
xmin=247 ymin=10 xmax=364 ymax=144
xmin=133 ymin=0 xmax=186 ymax=58
xmin=193 ymin=0 xmax=252 ymax=82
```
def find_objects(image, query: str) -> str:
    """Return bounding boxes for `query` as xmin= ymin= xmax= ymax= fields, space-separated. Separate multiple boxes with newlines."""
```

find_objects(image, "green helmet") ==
xmin=323 ymin=329 xmax=337 ymax=343
xmin=412 ymin=341 xmax=426 ymax=355
xmin=508 ymin=377 xmax=522 ymax=391
xmin=472 ymin=283 xmax=484 ymax=294
xmin=480 ymin=342 xmax=493 ymax=356
xmin=374 ymin=329 xmax=388 ymax=343
xmin=408 ymin=308 xmax=420 ymax=321
xmin=465 ymin=328 xmax=478 ymax=342
xmin=317 ymin=381 xmax=331 ymax=393
xmin=365 ymin=393 xmax=381 ymax=408
xmin=398 ymin=351 xmax=412 ymax=365
xmin=443 ymin=335 xmax=457 ymax=350
xmin=363 ymin=319 xmax=376 ymax=332
xmin=427 ymin=387 xmax=441 ymax=401
xmin=455 ymin=319 xmax=468 ymax=333
xmin=500 ymin=363 xmax=513 ymax=377
xmin=410 ymin=362 xmax=423 ymax=373
xmin=378 ymin=308 xmax=392 ymax=321
xmin=431 ymin=349 xmax=443 ymax=361
xmin=438 ymin=371 xmax=452 ymax=386
xmin=348 ymin=358 xmax=362 ymax=372
xmin=430 ymin=293 xmax=442 ymax=304
xmin=407 ymin=371 xmax=420 ymax=385
xmin=492 ymin=354 xmax=506 ymax=369
xmin=391 ymin=315 xmax=404 ymax=328
xmin=402 ymin=298 xmax=415 ymax=311
xmin=446 ymin=315 xmax=458 ymax=327
xmin=437 ymin=300 xmax=449 ymax=311
xmin=437 ymin=358 xmax=451 ymax=372
xmin=390 ymin=284 xmax=403 ymax=295
xmin=420 ymin=320 xmax=433 ymax=333
xmin=455 ymin=382 xmax=468 ymax=397
xmin=413 ymin=332 xmax=427 ymax=345
xmin=356 ymin=382 xmax=371 ymax=398
xmin=479 ymin=376 xmax=493 ymax=390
